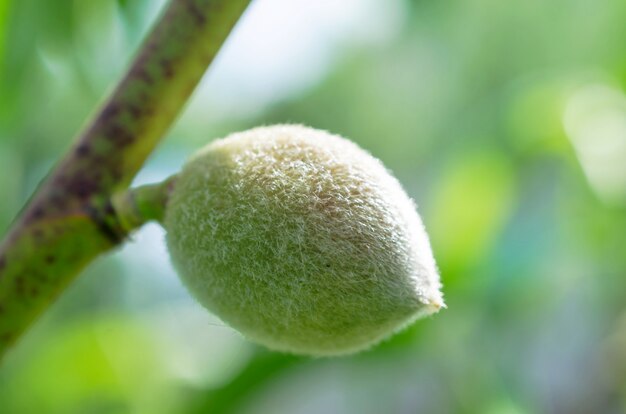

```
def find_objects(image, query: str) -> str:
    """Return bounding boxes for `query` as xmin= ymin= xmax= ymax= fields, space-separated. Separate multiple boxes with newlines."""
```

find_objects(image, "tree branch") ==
xmin=0 ymin=0 xmax=251 ymax=360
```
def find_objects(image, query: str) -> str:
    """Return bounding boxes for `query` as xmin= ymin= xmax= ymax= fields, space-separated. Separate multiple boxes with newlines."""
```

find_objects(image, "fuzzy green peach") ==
xmin=164 ymin=125 xmax=443 ymax=356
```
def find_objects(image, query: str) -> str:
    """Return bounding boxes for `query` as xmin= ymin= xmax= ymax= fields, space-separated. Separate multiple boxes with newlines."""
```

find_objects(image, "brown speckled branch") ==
xmin=0 ymin=0 xmax=251 ymax=360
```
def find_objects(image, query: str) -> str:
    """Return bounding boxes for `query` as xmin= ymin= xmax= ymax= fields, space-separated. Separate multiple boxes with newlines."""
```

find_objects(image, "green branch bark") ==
xmin=0 ymin=0 xmax=251 ymax=360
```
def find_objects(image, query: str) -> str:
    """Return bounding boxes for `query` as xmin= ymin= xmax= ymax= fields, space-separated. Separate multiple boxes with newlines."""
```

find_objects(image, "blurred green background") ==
xmin=1 ymin=0 xmax=626 ymax=413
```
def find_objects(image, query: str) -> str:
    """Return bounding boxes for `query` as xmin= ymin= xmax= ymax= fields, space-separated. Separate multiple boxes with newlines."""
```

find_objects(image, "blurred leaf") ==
xmin=0 ymin=316 xmax=164 ymax=414
xmin=429 ymin=151 xmax=517 ymax=278
xmin=187 ymin=351 xmax=305 ymax=414
xmin=505 ymin=77 xmax=570 ymax=155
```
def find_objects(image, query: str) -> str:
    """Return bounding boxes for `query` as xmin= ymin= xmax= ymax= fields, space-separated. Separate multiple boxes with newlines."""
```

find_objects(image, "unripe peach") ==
xmin=165 ymin=125 xmax=443 ymax=356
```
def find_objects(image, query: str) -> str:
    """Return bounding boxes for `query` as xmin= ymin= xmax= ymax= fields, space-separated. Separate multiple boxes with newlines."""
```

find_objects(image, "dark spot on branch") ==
xmin=47 ymin=192 xmax=68 ymax=211
xmin=103 ymin=201 xmax=116 ymax=218
xmin=45 ymin=255 xmax=55 ymax=264
xmin=131 ymin=67 xmax=153 ymax=85
xmin=100 ymin=103 xmax=121 ymax=122
xmin=186 ymin=1 xmax=207 ymax=26
xmin=32 ymin=207 xmax=45 ymax=219
xmin=54 ymin=174 xmax=68 ymax=187
xmin=24 ymin=205 xmax=49 ymax=225
xmin=128 ymin=104 xmax=143 ymax=119
xmin=65 ymin=176 xmax=99 ymax=199
xmin=76 ymin=144 xmax=91 ymax=157
xmin=106 ymin=124 xmax=134 ymax=148
xmin=161 ymin=59 xmax=174 ymax=78
xmin=138 ymin=90 xmax=150 ymax=103
xmin=83 ymin=203 xmax=125 ymax=244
